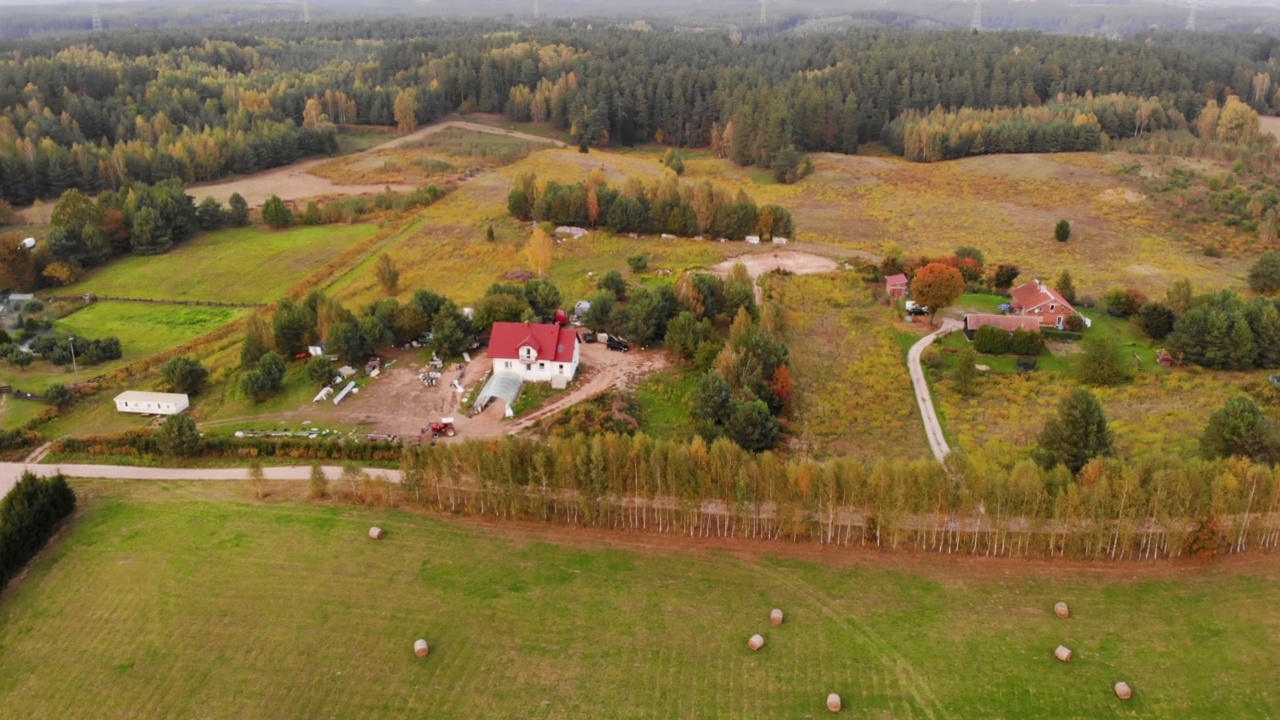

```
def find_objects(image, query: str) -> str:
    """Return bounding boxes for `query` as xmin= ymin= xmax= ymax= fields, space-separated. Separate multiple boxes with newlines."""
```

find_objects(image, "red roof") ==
xmin=1010 ymin=279 xmax=1073 ymax=315
xmin=488 ymin=322 xmax=578 ymax=363
xmin=964 ymin=314 xmax=1041 ymax=333
xmin=885 ymin=273 xmax=908 ymax=287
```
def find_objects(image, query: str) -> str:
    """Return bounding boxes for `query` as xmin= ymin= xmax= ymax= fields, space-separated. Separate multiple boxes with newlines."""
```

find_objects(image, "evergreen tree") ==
xmin=1201 ymin=395 xmax=1274 ymax=461
xmin=162 ymin=357 xmax=209 ymax=395
xmin=228 ymin=193 xmax=250 ymax=227
xmin=691 ymin=369 xmax=733 ymax=436
xmin=726 ymin=398 xmax=781 ymax=451
xmin=1136 ymin=302 xmax=1177 ymax=340
xmin=196 ymin=196 xmax=226 ymax=231
xmin=1249 ymin=250 xmax=1280 ymax=295
xmin=1035 ymin=388 xmax=1114 ymax=473
xmin=157 ymin=414 xmax=203 ymax=457
xmin=1054 ymin=220 xmax=1072 ymax=242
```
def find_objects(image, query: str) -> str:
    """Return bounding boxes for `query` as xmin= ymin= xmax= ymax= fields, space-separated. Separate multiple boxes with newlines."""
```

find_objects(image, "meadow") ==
xmin=0 ymin=481 xmax=1276 ymax=719
xmin=0 ymin=303 xmax=244 ymax=404
xmin=62 ymin=224 xmax=378 ymax=304
xmin=775 ymin=273 xmax=926 ymax=460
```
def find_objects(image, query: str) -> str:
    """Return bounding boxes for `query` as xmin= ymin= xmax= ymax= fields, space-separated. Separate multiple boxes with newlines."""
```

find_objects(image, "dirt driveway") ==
xmin=328 ymin=340 xmax=666 ymax=440
xmin=20 ymin=120 xmax=565 ymax=224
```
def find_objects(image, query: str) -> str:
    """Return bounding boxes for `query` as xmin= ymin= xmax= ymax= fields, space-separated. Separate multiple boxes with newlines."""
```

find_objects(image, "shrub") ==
xmin=1010 ymin=328 xmax=1045 ymax=355
xmin=626 ymin=254 xmax=649 ymax=273
xmin=44 ymin=384 xmax=74 ymax=410
xmin=1054 ymin=219 xmax=1071 ymax=242
xmin=1248 ymin=250 xmax=1280 ymax=295
xmin=307 ymin=356 xmax=333 ymax=384
xmin=1136 ymin=302 xmax=1177 ymax=340
xmin=0 ymin=472 xmax=75 ymax=590
xmin=1064 ymin=314 xmax=1087 ymax=333
xmin=157 ymin=414 xmax=203 ymax=457
xmin=162 ymin=357 xmax=209 ymax=395
xmin=973 ymin=325 xmax=1011 ymax=354
xmin=1103 ymin=287 xmax=1145 ymax=318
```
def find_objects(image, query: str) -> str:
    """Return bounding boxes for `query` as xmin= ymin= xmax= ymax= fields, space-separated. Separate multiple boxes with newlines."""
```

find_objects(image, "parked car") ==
xmin=606 ymin=336 xmax=631 ymax=352
xmin=905 ymin=300 xmax=929 ymax=316
xmin=580 ymin=330 xmax=597 ymax=343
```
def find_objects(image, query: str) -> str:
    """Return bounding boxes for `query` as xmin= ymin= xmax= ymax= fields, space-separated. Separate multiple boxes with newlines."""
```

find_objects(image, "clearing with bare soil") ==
xmin=18 ymin=120 xmax=565 ymax=224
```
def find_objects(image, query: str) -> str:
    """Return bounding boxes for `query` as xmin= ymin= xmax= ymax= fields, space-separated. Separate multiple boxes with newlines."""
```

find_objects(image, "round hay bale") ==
xmin=369 ymin=527 xmax=385 ymax=540
xmin=414 ymin=639 xmax=429 ymax=657
xmin=770 ymin=608 xmax=784 ymax=626
xmin=1114 ymin=682 xmax=1132 ymax=700
xmin=748 ymin=634 xmax=765 ymax=651
xmin=1054 ymin=645 xmax=1072 ymax=663
xmin=1054 ymin=601 xmax=1070 ymax=619
xmin=826 ymin=693 xmax=842 ymax=712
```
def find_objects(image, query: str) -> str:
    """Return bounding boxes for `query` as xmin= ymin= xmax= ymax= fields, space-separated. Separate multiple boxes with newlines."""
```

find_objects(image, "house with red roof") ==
xmin=487 ymin=322 xmax=581 ymax=386
xmin=1010 ymin=279 xmax=1078 ymax=330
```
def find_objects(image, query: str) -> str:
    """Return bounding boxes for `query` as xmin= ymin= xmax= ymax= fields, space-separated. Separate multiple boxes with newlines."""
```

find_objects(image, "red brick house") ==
xmin=1010 ymin=279 xmax=1077 ymax=329
xmin=885 ymin=273 xmax=909 ymax=299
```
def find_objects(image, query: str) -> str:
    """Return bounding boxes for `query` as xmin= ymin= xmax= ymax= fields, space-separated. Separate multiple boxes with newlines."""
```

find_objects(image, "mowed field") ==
xmin=1 ymin=482 xmax=1277 ymax=719
xmin=62 ymin=224 xmax=378 ymax=304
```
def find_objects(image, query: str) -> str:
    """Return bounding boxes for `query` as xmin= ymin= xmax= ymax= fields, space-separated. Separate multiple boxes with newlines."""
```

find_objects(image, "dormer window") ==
xmin=519 ymin=345 xmax=537 ymax=363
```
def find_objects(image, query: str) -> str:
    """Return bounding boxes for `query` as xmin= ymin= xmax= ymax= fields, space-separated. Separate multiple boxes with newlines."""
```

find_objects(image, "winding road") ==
xmin=906 ymin=319 xmax=960 ymax=464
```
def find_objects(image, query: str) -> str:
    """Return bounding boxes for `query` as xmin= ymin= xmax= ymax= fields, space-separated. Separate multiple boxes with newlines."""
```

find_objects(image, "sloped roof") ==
xmin=488 ymin=322 xmax=577 ymax=363
xmin=1010 ymin=279 xmax=1073 ymax=314
xmin=885 ymin=273 xmax=908 ymax=287
xmin=964 ymin=314 xmax=1042 ymax=334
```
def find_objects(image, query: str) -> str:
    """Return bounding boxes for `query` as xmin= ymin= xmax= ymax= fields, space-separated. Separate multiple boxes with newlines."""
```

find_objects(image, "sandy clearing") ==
xmin=19 ymin=120 xmax=565 ymax=224
xmin=1261 ymin=116 xmax=1280 ymax=143
xmin=709 ymin=249 xmax=841 ymax=279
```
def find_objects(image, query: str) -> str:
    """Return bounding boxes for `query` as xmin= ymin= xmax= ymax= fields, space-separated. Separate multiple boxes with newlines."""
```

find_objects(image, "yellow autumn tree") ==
xmin=394 ymin=89 xmax=420 ymax=134
xmin=527 ymin=227 xmax=554 ymax=277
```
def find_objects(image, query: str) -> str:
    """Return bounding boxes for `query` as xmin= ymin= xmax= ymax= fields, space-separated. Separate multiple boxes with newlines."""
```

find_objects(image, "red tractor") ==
xmin=425 ymin=417 xmax=457 ymax=442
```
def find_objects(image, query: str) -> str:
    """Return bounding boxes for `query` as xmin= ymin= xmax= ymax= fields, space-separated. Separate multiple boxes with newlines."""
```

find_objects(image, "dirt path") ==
xmin=907 ymin=319 xmax=961 ymax=464
xmin=19 ymin=120 xmax=565 ymax=224
xmin=506 ymin=342 xmax=669 ymax=435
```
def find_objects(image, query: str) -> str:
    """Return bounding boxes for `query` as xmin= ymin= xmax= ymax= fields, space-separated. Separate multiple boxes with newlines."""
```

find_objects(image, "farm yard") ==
xmin=0 ymin=481 xmax=1276 ymax=719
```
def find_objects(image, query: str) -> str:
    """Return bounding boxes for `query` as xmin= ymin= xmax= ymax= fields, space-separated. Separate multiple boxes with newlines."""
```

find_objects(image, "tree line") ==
xmin=0 ymin=21 xmax=1277 ymax=204
xmin=0 ymin=471 xmax=75 ymax=591
xmin=509 ymin=169 xmax=794 ymax=240
xmin=881 ymin=94 xmax=1187 ymax=162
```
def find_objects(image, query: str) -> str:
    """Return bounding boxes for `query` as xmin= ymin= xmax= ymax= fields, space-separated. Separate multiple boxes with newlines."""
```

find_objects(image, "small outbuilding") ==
xmin=114 ymin=391 xmax=190 ymax=416
xmin=885 ymin=273 xmax=908 ymax=300
xmin=6 ymin=292 xmax=34 ymax=309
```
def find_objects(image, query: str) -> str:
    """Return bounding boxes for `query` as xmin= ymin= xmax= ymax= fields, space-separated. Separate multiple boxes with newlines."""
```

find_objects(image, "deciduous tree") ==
xmin=911 ymin=262 xmax=965 ymax=323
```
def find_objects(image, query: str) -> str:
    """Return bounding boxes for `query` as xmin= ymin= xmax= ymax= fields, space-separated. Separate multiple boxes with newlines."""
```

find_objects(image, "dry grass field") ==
xmin=775 ymin=273 xmax=927 ymax=460
xmin=0 ymin=481 xmax=1277 ymax=719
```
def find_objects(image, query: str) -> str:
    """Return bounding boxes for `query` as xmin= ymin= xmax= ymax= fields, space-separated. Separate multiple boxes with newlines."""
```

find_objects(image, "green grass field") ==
xmin=0 ymin=304 xmax=245 ymax=402
xmin=63 ymin=224 xmax=378 ymax=304
xmin=1 ymin=482 xmax=1276 ymax=719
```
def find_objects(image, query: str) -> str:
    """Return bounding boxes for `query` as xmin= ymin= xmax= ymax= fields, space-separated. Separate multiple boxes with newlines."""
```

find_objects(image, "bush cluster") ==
xmin=0 ymin=472 xmax=75 ymax=590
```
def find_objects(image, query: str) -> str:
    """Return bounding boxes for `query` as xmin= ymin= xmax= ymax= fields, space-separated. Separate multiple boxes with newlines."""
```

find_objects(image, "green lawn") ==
xmin=0 ymin=483 xmax=1276 ymax=719
xmin=63 ymin=224 xmax=378 ymax=304
xmin=0 ymin=303 xmax=244 ymax=401
xmin=635 ymin=366 xmax=699 ymax=440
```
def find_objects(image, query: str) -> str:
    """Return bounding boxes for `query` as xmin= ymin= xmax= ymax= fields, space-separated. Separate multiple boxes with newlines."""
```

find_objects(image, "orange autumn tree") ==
xmin=911 ymin=262 xmax=966 ymax=325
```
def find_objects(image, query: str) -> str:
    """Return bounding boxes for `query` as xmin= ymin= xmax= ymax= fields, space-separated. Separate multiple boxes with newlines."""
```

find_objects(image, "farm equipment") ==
xmin=425 ymin=417 xmax=457 ymax=441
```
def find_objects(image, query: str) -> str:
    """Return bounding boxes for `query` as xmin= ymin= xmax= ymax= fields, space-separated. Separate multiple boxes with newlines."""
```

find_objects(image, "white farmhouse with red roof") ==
xmin=1010 ymin=279 xmax=1078 ymax=330
xmin=487 ymin=321 xmax=581 ymax=385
